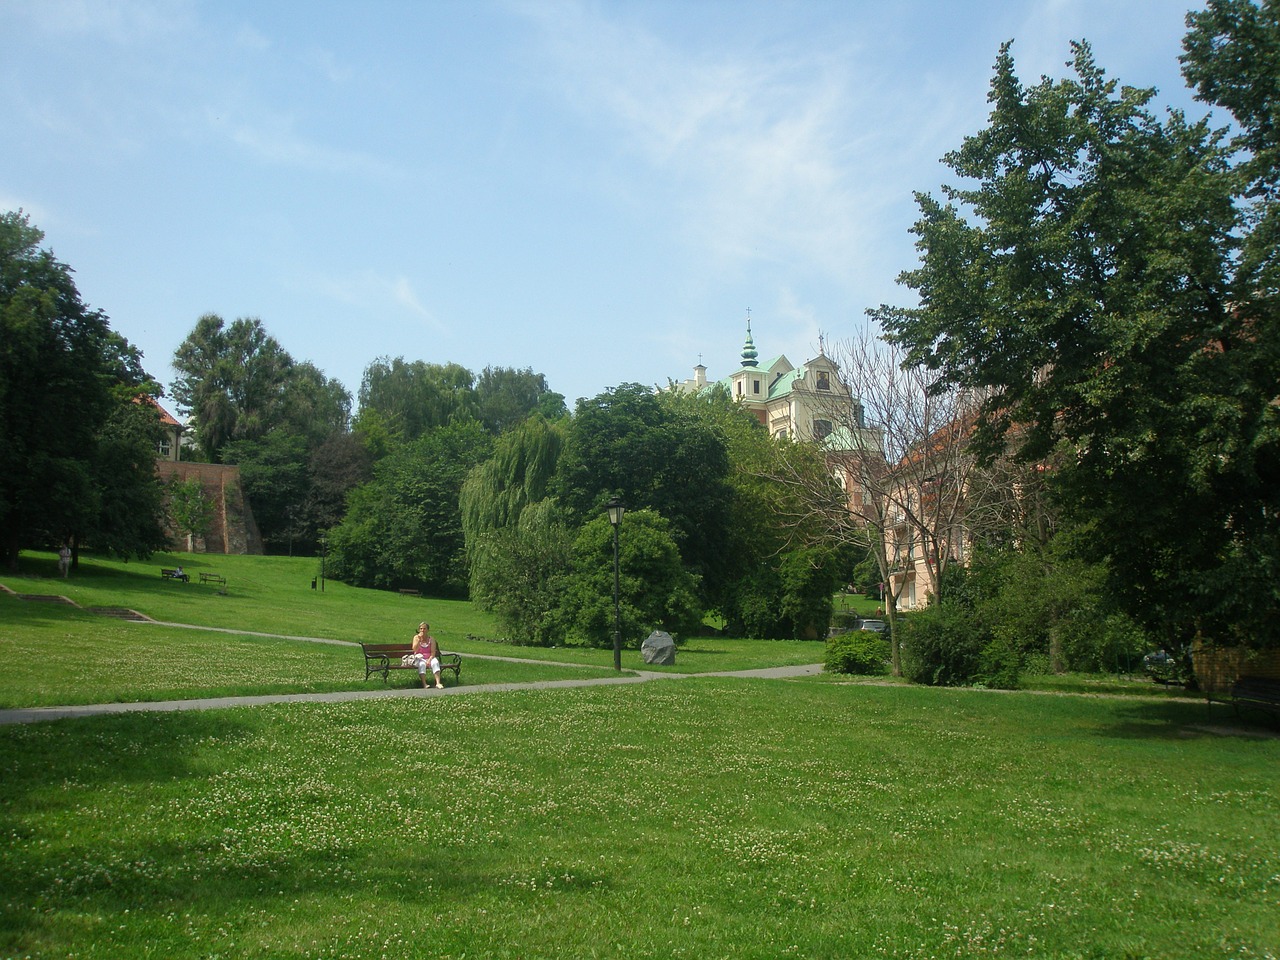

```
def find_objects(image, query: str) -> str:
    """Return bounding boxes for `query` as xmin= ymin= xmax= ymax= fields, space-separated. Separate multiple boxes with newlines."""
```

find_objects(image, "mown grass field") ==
xmin=1 ymin=552 xmax=1277 ymax=959
xmin=0 ymin=551 xmax=826 ymax=710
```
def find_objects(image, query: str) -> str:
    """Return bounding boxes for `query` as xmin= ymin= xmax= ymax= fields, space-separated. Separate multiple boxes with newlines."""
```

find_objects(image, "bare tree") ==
xmin=770 ymin=327 xmax=983 ymax=675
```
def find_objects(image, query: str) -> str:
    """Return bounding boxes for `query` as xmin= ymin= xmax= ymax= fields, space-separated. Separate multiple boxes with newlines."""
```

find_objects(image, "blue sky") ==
xmin=1 ymin=0 xmax=1208 ymax=412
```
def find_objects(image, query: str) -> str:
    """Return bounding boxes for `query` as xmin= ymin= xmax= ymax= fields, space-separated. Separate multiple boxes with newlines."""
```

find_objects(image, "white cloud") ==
xmin=515 ymin=2 xmax=888 ymax=283
xmin=310 ymin=270 xmax=440 ymax=329
xmin=212 ymin=106 xmax=398 ymax=179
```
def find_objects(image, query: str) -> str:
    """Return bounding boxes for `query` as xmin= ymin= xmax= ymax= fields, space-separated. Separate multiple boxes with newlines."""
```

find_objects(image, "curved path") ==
xmin=0 ymin=655 xmax=824 ymax=726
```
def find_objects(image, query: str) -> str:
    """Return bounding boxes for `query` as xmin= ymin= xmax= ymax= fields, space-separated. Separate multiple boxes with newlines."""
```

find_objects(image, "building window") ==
xmin=158 ymin=439 xmax=171 ymax=458
xmin=813 ymin=419 xmax=832 ymax=441
xmin=817 ymin=371 xmax=830 ymax=390
xmin=753 ymin=379 xmax=761 ymax=395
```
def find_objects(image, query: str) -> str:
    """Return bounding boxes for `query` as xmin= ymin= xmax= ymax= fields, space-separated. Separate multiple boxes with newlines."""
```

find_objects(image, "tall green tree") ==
xmin=222 ymin=429 xmax=309 ymax=554
xmin=1180 ymin=0 xmax=1280 ymax=645
xmin=356 ymin=357 xmax=476 ymax=443
xmin=327 ymin=421 xmax=492 ymax=595
xmin=171 ymin=314 xmax=296 ymax=462
xmin=557 ymin=509 xmax=702 ymax=649
xmin=873 ymin=39 xmax=1278 ymax=648
xmin=474 ymin=366 xmax=567 ymax=433
xmin=468 ymin=502 xmax=575 ymax=645
xmin=460 ymin=414 xmax=566 ymax=548
xmin=165 ymin=476 xmax=215 ymax=553
xmin=305 ymin=431 xmax=373 ymax=540
xmin=555 ymin=383 xmax=734 ymax=608
xmin=0 ymin=211 xmax=165 ymax=569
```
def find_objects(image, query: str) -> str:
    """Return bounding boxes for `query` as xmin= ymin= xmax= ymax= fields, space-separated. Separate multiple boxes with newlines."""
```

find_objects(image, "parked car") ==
xmin=1142 ymin=649 xmax=1183 ymax=685
xmin=858 ymin=619 xmax=887 ymax=633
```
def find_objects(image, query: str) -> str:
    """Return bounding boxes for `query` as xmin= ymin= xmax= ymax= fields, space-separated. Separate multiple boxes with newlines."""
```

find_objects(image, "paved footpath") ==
xmin=0 ymin=658 xmax=825 ymax=726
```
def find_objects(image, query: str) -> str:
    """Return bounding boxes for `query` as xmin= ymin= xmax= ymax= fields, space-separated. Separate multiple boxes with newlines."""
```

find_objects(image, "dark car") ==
xmin=1142 ymin=649 xmax=1183 ymax=685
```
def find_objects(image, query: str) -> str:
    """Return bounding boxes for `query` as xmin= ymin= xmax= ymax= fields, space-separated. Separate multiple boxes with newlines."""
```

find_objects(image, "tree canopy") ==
xmin=0 ymin=210 xmax=167 ymax=569
xmin=172 ymin=314 xmax=351 ymax=463
xmin=873 ymin=22 xmax=1280 ymax=649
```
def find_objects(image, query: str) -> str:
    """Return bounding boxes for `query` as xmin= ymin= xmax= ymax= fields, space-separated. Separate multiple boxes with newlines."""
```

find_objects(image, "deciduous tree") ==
xmin=0 ymin=211 xmax=166 ymax=569
xmin=873 ymin=39 xmax=1276 ymax=648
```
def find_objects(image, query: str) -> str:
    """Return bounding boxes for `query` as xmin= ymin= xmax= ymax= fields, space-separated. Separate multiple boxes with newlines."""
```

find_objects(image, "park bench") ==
xmin=360 ymin=642 xmax=462 ymax=685
xmin=160 ymin=568 xmax=189 ymax=582
xmin=199 ymin=572 xmax=226 ymax=585
xmin=1226 ymin=676 xmax=1280 ymax=723
xmin=398 ymin=588 xmax=422 ymax=597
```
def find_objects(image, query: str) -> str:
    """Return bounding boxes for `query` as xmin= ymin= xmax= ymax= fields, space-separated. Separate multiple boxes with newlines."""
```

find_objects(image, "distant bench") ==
xmin=160 ymin=568 xmax=189 ymax=582
xmin=398 ymin=588 xmax=421 ymax=597
xmin=199 ymin=573 xmax=226 ymax=586
xmin=360 ymin=642 xmax=462 ymax=685
xmin=1225 ymin=676 xmax=1280 ymax=723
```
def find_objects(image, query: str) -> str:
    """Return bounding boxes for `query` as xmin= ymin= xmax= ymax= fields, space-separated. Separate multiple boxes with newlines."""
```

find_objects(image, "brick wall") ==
xmin=155 ymin=461 xmax=263 ymax=555
xmin=1192 ymin=640 xmax=1280 ymax=696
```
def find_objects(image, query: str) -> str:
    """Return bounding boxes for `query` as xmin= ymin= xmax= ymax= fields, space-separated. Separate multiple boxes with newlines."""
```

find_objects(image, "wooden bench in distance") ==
xmin=1229 ymin=676 xmax=1280 ymax=723
xmin=199 ymin=572 xmax=226 ymax=585
xmin=359 ymin=642 xmax=462 ymax=684
xmin=160 ymin=568 xmax=189 ymax=582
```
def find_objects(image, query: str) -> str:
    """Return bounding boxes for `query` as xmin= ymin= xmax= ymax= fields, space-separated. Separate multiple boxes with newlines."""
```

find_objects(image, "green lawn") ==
xmin=2 ymin=681 xmax=1276 ymax=959
xmin=1 ymin=552 xmax=1276 ymax=958
xmin=1 ymin=552 xmax=826 ymax=705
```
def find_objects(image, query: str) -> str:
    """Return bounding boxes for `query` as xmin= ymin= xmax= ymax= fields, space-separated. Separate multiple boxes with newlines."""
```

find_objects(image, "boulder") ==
xmin=641 ymin=630 xmax=676 ymax=666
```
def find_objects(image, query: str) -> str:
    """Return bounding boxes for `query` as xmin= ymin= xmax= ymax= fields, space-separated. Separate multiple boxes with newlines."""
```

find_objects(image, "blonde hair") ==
xmin=419 ymin=622 xmax=429 ymax=631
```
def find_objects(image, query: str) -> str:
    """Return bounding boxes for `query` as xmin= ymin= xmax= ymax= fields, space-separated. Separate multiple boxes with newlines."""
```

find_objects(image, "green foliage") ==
xmin=779 ymin=546 xmax=846 ymax=640
xmin=556 ymin=384 xmax=733 ymax=609
xmin=165 ymin=476 xmax=214 ymax=550
xmin=305 ymin=432 xmax=373 ymax=540
xmin=474 ymin=365 xmax=567 ymax=433
xmin=223 ymin=429 xmax=309 ymax=553
xmin=0 ymin=210 xmax=166 ymax=568
xmin=558 ymin=509 xmax=701 ymax=648
xmin=468 ymin=508 xmax=574 ymax=646
xmin=356 ymin=356 xmax=476 ymax=442
xmin=824 ymin=631 xmax=891 ymax=675
xmin=875 ymin=34 xmax=1280 ymax=650
xmin=898 ymin=603 xmax=992 ymax=687
xmin=460 ymin=415 xmax=565 ymax=546
xmin=80 ymin=402 xmax=169 ymax=560
xmin=327 ymin=421 xmax=492 ymax=596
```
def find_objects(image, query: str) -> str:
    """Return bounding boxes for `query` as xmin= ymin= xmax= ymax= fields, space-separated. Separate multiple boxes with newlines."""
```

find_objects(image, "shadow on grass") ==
xmin=0 ymin=707 xmax=618 ymax=956
xmin=1096 ymin=698 xmax=1280 ymax=740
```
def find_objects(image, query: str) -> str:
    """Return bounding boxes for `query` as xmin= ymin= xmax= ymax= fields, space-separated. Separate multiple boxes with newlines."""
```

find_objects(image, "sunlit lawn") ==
xmin=2 ymin=551 xmax=1277 ymax=959
xmin=1 ymin=681 xmax=1277 ymax=959
xmin=0 ymin=552 xmax=825 ymax=708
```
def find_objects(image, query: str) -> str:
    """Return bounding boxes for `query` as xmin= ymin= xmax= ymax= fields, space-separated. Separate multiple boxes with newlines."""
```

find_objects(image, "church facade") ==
xmin=671 ymin=316 xmax=885 ymax=514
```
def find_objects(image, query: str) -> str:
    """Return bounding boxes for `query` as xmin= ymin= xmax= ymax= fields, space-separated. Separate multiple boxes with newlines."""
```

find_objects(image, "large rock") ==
xmin=641 ymin=630 xmax=676 ymax=666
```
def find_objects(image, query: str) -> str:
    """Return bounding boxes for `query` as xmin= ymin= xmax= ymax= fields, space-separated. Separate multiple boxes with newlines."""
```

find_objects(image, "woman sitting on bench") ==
xmin=410 ymin=622 xmax=444 ymax=689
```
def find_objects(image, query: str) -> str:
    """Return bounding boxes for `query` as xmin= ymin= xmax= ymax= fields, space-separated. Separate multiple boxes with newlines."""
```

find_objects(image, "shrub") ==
xmin=824 ymin=632 xmax=891 ymax=675
xmin=899 ymin=603 xmax=988 ymax=686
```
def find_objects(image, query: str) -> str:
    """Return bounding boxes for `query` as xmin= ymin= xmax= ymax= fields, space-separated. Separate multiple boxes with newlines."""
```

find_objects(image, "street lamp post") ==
xmin=319 ymin=534 xmax=327 ymax=593
xmin=606 ymin=497 xmax=625 ymax=672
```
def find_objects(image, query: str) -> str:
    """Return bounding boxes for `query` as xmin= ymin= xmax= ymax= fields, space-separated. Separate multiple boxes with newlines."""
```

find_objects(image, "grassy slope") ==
xmin=0 ymin=552 xmax=825 ymax=708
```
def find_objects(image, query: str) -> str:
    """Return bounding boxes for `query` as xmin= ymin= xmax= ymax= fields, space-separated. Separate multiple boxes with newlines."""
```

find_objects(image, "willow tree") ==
xmin=460 ymin=416 xmax=570 ymax=643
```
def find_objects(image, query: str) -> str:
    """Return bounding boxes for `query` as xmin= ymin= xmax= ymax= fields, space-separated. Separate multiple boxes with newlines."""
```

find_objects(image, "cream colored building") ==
xmin=672 ymin=316 xmax=884 ymax=514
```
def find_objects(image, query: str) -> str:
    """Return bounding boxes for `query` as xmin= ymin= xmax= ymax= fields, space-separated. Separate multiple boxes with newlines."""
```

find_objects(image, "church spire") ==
xmin=741 ymin=309 xmax=759 ymax=368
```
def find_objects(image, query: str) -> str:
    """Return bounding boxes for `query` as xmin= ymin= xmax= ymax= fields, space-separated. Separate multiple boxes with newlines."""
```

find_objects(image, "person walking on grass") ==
xmin=412 ymin=621 xmax=445 ymax=689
